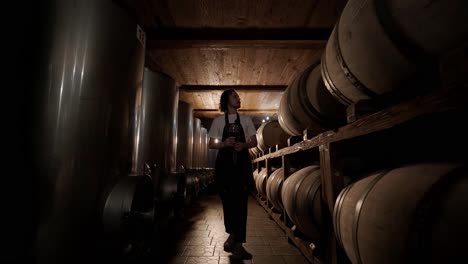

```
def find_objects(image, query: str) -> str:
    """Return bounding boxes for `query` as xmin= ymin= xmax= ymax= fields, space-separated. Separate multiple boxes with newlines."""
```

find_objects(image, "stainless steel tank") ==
xmin=31 ymin=0 xmax=146 ymax=263
xmin=136 ymin=68 xmax=179 ymax=226
xmin=136 ymin=68 xmax=179 ymax=179
xmin=176 ymin=101 xmax=194 ymax=171
xmin=192 ymin=118 xmax=202 ymax=169
xmin=200 ymin=127 xmax=208 ymax=168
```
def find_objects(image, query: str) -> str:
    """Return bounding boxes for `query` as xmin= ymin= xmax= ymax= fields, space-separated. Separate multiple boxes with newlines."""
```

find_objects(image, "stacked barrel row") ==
xmin=276 ymin=0 xmax=468 ymax=138
xmin=254 ymin=165 xmax=323 ymax=242
xmin=254 ymin=162 xmax=468 ymax=264
xmin=255 ymin=1 xmax=468 ymax=263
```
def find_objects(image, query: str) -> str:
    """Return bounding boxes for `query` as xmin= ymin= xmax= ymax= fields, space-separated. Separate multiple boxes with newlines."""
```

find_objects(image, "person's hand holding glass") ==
xmin=227 ymin=123 xmax=242 ymax=163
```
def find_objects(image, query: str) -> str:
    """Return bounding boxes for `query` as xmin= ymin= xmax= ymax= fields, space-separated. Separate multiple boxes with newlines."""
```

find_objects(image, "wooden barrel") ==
xmin=249 ymin=146 xmax=261 ymax=159
xmin=333 ymin=163 xmax=468 ymax=264
xmin=322 ymin=0 xmax=468 ymax=106
xmin=278 ymin=62 xmax=346 ymax=136
xmin=255 ymin=167 xmax=273 ymax=198
xmin=266 ymin=168 xmax=285 ymax=211
xmin=256 ymin=120 xmax=290 ymax=152
xmin=266 ymin=167 xmax=298 ymax=211
xmin=281 ymin=165 xmax=323 ymax=240
xmin=253 ymin=169 xmax=260 ymax=182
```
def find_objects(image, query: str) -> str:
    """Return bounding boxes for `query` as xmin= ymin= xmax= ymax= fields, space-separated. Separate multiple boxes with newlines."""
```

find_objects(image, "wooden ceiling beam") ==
xmin=147 ymin=40 xmax=325 ymax=49
xmin=194 ymin=109 xmax=278 ymax=113
xmin=180 ymin=85 xmax=287 ymax=92
xmin=146 ymin=27 xmax=332 ymax=40
xmin=145 ymin=27 xmax=331 ymax=49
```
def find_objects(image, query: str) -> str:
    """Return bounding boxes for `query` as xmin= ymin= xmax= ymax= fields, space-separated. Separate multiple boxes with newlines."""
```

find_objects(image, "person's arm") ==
xmin=208 ymin=117 xmax=224 ymax=149
xmin=245 ymin=135 xmax=257 ymax=149
xmin=234 ymin=134 xmax=257 ymax=151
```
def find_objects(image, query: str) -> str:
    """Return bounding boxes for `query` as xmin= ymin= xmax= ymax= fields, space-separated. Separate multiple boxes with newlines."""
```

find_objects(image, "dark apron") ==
xmin=214 ymin=112 xmax=254 ymax=191
xmin=214 ymin=112 xmax=254 ymax=242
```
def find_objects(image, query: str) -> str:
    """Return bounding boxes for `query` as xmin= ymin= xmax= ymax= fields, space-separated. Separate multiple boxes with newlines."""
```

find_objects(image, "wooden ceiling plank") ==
xmin=186 ymin=48 xmax=202 ymax=85
xmin=170 ymin=50 xmax=192 ymax=84
xmin=146 ymin=48 xmax=324 ymax=86
xmin=196 ymin=92 xmax=208 ymax=110
xmin=257 ymin=49 xmax=275 ymax=85
xmin=209 ymin=50 xmax=226 ymax=85
xmin=271 ymin=0 xmax=318 ymax=27
xmin=179 ymin=91 xmax=197 ymax=108
xmin=179 ymin=85 xmax=287 ymax=91
xmin=251 ymin=49 xmax=270 ymax=85
xmin=120 ymin=0 xmax=343 ymax=29
xmin=145 ymin=27 xmax=332 ymax=41
xmin=237 ymin=48 xmax=256 ymax=85
xmin=284 ymin=49 xmax=321 ymax=85
xmin=223 ymin=49 xmax=236 ymax=85
xmin=146 ymin=40 xmax=325 ymax=50
xmin=210 ymin=90 xmax=221 ymax=111
xmin=198 ymin=49 xmax=218 ymax=85
xmin=277 ymin=49 xmax=306 ymax=84
xmin=278 ymin=50 xmax=302 ymax=85
xmin=241 ymin=91 xmax=260 ymax=110
xmin=167 ymin=0 xmax=198 ymax=27
xmin=251 ymin=0 xmax=273 ymax=27
xmin=263 ymin=49 xmax=290 ymax=85
xmin=257 ymin=92 xmax=268 ymax=111
xmin=234 ymin=48 xmax=245 ymax=85
xmin=306 ymin=0 xmax=341 ymax=27
xmin=148 ymin=0 xmax=176 ymax=27
xmin=266 ymin=91 xmax=283 ymax=110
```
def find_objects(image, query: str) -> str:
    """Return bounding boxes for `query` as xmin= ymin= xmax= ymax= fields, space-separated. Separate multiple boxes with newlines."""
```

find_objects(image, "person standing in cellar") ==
xmin=208 ymin=89 xmax=257 ymax=260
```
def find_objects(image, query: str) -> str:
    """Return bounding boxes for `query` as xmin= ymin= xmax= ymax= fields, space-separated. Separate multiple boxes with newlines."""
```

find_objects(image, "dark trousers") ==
xmin=219 ymin=188 xmax=248 ymax=243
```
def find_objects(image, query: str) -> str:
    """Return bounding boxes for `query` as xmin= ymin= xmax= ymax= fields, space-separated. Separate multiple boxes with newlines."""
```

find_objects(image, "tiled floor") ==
xmin=158 ymin=192 xmax=311 ymax=264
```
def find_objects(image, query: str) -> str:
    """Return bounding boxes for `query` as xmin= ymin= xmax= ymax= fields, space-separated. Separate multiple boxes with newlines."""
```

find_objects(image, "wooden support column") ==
xmin=264 ymin=158 xmax=271 ymax=205
xmin=319 ymin=142 xmax=348 ymax=264
xmin=282 ymin=155 xmax=294 ymax=228
xmin=282 ymin=156 xmax=290 ymax=180
xmin=319 ymin=142 xmax=343 ymax=214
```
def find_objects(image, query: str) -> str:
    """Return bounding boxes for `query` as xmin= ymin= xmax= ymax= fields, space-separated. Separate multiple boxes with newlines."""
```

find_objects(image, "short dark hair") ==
xmin=219 ymin=89 xmax=235 ymax=112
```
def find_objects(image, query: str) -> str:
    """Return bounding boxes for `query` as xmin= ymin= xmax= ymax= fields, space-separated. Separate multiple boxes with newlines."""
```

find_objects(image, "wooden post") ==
xmin=282 ymin=155 xmax=292 ymax=227
xmin=282 ymin=155 xmax=290 ymax=180
xmin=319 ymin=142 xmax=343 ymax=214
xmin=319 ymin=142 xmax=347 ymax=264
xmin=265 ymin=158 xmax=271 ymax=204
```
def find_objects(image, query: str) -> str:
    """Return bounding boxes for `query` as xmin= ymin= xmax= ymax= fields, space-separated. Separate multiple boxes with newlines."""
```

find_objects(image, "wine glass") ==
xmin=227 ymin=123 xmax=240 ymax=142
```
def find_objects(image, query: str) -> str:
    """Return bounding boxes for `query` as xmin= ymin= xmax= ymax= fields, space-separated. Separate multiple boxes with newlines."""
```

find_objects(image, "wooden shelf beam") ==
xmin=253 ymin=86 xmax=466 ymax=163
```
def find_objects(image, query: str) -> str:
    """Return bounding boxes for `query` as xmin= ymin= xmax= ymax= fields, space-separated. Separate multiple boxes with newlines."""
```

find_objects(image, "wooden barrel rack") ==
xmin=251 ymin=75 xmax=468 ymax=264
